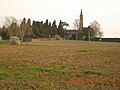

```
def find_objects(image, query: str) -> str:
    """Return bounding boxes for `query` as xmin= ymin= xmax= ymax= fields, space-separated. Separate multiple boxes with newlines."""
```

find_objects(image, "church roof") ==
xmin=65 ymin=29 xmax=78 ymax=32
xmin=64 ymin=29 xmax=79 ymax=34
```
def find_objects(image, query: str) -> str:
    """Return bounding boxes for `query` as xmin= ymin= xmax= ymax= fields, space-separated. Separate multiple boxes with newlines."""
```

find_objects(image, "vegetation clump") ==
xmin=78 ymin=49 xmax=97 ymax=52
xmin=10 ymin=36 xmax=21 ymax=45
xmin=54 ymin=35 xmax=62 ymax=40
xmin=83 ymin=70 xmax=102 ymax=75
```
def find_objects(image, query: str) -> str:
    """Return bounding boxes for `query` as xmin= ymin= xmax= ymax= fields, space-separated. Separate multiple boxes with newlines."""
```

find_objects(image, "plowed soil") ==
xmin=0 ymin=40 xmax=120 ymax=90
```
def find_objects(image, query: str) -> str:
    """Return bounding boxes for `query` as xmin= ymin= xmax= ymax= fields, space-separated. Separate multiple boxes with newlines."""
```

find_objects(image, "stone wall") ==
xmin=32 ymin=38 xmax=56 ymax=42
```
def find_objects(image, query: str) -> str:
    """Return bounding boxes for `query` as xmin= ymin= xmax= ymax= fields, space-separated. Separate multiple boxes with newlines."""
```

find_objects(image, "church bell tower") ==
xmin=79 ymin=9 xmax=83 ymax=31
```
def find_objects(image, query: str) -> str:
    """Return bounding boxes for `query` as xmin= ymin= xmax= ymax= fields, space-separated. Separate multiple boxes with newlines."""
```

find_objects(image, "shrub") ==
xmin=54 ymin=34 xmax=62 ymax=40
xmin=0 ymin=40 xmax=10 ymax=44
xmin=0 ymin=36 xmax=2 ymax=41
xmin=0 ymin=36 xmax=2 ymax=43
xmin=10 ymin=36 xmax=21 ymax=45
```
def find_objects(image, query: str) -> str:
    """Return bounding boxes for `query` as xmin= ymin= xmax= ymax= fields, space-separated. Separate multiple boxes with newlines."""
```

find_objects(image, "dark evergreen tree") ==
xmin=32 ymin=21 xmax=40 ymax=38
xmin=8 ymin=22 xmax=18 ymax=36
xmin=0 ymin=27 xmax=2 ymax=40
xmin=37 ymin=21 xmax=45 ymax=38
xmin=0 ymin=27 xmax=2 ymax=36
xmin=57 ymin=20 xmax=64 ymax=37
xmin=51 ymin=20 xmax=57 ymax=37
xmin=1 ymin=26 xmax=9 ymax=39
xmin=25 ymin=18 xmax=33 ymax=37
xmin=43 ymin=19 xmax=49 ymax=37
xmin=39 ymin=21 xmax=44 ymax=34
xmin=48 ymin=22 xmax=52 ymax=38
xmin=19 ymin=18 xmax=26 ymax=42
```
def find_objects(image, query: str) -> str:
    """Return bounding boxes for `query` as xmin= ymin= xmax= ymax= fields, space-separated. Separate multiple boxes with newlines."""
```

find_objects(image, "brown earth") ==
xmin=0 ymin=40 xmax=120 ymax=90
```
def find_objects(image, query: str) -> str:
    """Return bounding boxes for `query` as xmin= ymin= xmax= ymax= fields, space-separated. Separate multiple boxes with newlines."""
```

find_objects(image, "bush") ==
xmin=0 ymin=40 xmax=10 ymax=44
xmin=0 ymin=36 xmax=2 ymax=41
xmin=10 ymin=36 xmax=21 ymax=45
xmin=0 ymin=36 xmax=10 ymax=44
xmin=0 ymin=36 xmax=2 ymax=44
xmin=54 ymin=35 xmax=62 ymax=40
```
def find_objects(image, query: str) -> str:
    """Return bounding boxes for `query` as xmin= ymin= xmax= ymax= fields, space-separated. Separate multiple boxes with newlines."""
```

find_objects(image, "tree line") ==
xmin=0 ymin=17 xmax=103 ymax=41
xmin=0 ymin=17 xmax=68 ymax=42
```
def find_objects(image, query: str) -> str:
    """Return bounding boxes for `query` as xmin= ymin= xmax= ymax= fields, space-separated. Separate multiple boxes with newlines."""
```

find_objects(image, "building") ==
xmin=64 ymin=9 xmax=86 ymax=40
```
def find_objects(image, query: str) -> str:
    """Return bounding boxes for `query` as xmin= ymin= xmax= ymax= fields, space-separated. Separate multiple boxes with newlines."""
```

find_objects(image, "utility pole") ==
xmin=88 ymin=26 xmax=91 ymax=47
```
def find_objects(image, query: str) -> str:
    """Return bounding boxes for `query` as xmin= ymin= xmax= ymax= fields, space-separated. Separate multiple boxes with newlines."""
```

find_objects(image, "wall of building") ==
xmin=87 ymin=38 xmax=120 ymax=42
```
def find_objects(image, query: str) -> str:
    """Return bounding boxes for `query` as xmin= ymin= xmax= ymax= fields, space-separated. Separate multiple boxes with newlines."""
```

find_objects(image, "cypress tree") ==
xmin=8 ymin=22 xmax=18 ymax=36
xmin=26 ymin=18 xmax=33 ymax=37
xmin=48 ymin=22 xmax=52 ymax=38
xmin=20 ymin=18 xmax=26 ymax=42
xmin=0 ymin=27 xmax=1 ymax=36
xmin=32 ymin=21 xmax=40 ymax=38
xmin=43 ymin=19 xmax=49 ymax=37
xmin=51 ymin=20 xmax=57 ymax=37
xmin=1 ymin=26 xmax=9 ymax=39
xmin=58 ymin=20 xmax=64 ymax=37
xmin=38 ymin=21 xmax=45 ymax=37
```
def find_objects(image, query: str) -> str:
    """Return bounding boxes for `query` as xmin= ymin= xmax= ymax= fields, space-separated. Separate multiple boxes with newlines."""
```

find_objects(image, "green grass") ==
xmin=14 ymin=73 xmax=38 ymax=80
xmin=0 ymin=64 xmax=104 ymax=82
xmin=0 ymin=65 xmax=74 ymax=80
xmin=0 ymin=64 xmax=74 ymax=81
xmin=0 ymin=72 xmax=12 ymax=77
xmin=16 ymin=65 xmax=74 ymax=73
xmin=83 ymin=70 xmax=102 ymax=75
xmin=14 ymin=73 xmax=24 ymax=79
xmin=0 ymin=72 xmax=12 ymax=80
xmin=0 ymin=65 xmax=8 ymax=68
xmin=78 ymin=49 xmax=97 ymax=52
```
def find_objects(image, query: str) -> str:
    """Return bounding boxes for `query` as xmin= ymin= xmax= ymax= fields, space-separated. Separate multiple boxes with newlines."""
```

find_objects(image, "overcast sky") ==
xmin=0 ymin=0 xmax=120 ymax=37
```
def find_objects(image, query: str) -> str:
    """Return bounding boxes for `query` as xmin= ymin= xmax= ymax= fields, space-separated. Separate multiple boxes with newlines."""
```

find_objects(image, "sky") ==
xmin=0 ymin=0 xmax=120 ymax=38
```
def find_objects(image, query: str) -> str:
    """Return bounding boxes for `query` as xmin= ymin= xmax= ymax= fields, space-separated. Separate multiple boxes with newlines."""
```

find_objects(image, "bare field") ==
xmin=0 ymin=40 xmax=120 ymax=90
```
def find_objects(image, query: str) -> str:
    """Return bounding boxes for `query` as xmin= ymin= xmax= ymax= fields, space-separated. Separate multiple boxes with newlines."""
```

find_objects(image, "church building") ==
xmin=64 ymin=9 xmax=87 ymax=40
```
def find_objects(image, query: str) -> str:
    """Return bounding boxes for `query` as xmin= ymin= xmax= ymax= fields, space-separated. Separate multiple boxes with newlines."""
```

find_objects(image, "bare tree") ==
xmin=90 ymin=20 xmax=103 ymax=38
xmin=73 ymin=19 xmax=79 ymax=30
xmin=3 ymin=16 xmax=18 ymax=28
